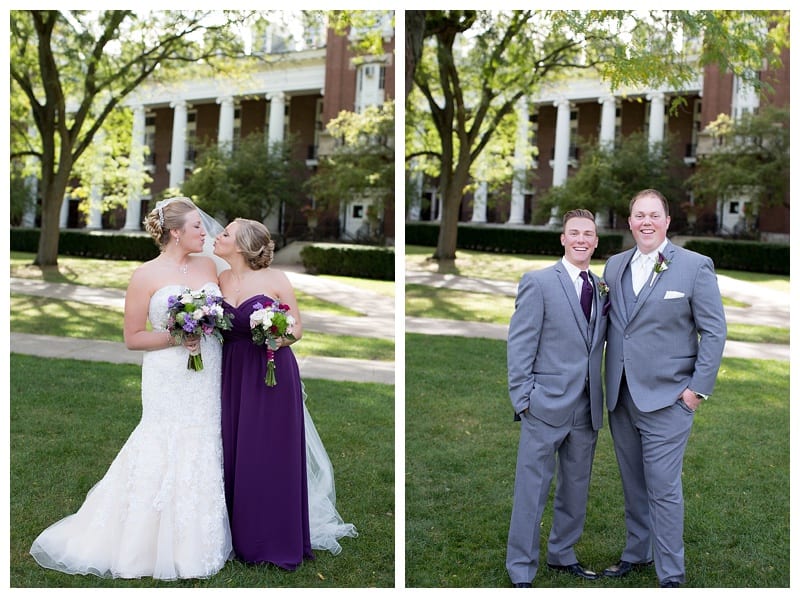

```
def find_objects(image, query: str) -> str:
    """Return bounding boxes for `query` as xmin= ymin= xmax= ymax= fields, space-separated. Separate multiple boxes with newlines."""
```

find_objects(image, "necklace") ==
xmin=162 ymin=255 xmax=189 ymax=275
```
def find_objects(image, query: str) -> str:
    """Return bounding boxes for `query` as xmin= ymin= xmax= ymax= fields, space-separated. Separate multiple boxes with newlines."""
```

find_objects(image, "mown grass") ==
xmin=10 ymin=355 xmax=395 ymax=588
xmin=406 ymin=245 xmax=789 ymax=292
xmin=404 ymin=284 xmax=787 ymax=345
xmin=10 ymin=252 xmax=380 ymax=316
xmin=10 ymin=295 xmax=393 ymax=361
xmin=404 ymin=334 xmax=789 ymax=588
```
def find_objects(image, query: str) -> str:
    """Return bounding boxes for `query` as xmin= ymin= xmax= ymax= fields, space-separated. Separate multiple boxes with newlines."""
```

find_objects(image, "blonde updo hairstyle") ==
xmin=143 ymin=197 xmax=198 ymax=249
xmin=233 ymin=218 xmax=275 ymax=270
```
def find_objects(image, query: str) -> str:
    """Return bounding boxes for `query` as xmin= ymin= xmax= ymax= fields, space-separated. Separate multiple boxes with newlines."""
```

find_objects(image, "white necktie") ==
xmin=632 ymin=254 xmax=652 ymax=295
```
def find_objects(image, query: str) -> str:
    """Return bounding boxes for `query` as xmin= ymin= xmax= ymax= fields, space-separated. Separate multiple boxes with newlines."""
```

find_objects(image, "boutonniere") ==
xmin=598 ymin=280 xmax=609 ymax=297
xmin=649 ymin=252 xmax=670 ymax=287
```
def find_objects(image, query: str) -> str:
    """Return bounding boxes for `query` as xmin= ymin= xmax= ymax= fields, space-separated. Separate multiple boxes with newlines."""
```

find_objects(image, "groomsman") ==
xmin=506 ymin=209 xmax=608 ymax=587
xmin=601 ymin=189 xmax=726 ymax=587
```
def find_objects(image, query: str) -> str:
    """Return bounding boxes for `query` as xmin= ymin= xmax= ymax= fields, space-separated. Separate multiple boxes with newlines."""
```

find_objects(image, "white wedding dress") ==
xmin=30 ymin=283 xmax=232 ymax=580
xmin=302 ymin=389 xmax=358 ymax=554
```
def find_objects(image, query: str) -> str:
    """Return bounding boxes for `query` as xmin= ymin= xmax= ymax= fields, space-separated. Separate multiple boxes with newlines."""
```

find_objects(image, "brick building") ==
xmin=407 ymin=44 xmax=788 ymax=241
xmin=50 ymin=15 xmax=395 ymax=243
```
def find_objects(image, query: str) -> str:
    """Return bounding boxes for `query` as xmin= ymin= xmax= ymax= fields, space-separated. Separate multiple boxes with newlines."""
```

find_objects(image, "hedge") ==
xmin=406 ymin=222 xmax=624 ymax=258
xmin=683 ymin=239 xmax=789 ymax=275
xmin=300 ymin=244 xmax=394 ymax=281
xmin=11 ymin=228 xmax=160 ymax=261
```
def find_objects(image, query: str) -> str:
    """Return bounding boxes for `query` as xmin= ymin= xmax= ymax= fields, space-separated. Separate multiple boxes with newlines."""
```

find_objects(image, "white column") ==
xmin=59 ymin=195 xmax=70 ymax=228
xmin=217 ymin=95 xmax=235 ymax=153
xmin=549 ymin=97 xmax=571 ymax=226
xmin=599 ymin=95 xmax=617 ymax=148
xmin=408 ymin=166 xmax=422 ymax=221
xmin=22 ymin=175 xmax=38 ymax=227
xmin=169 ymin=100 xmax=188 ymax=188
xmin=647 ymin=91 xmax=665 ymax=145
xmin=124 ymin=105 xmax=146 ymax=230
xmin=472 ymin=181 xmax=488 ymax=223
xmin=86 ymin=130 xmax=105 ymax=229
xmin=552 ymin=98 xmax=571 ymax=186
xmin=22 ymin=125 xmax=38 ymax=227
xmin=508 ymin=97 xmax=529 ymax=224
xmin=267 ymin=92 xmax=286 ymax=146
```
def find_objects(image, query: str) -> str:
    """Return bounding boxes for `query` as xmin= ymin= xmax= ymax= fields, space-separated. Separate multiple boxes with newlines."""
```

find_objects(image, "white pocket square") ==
xmin=664 ymin=290 xmax=685 ymax=299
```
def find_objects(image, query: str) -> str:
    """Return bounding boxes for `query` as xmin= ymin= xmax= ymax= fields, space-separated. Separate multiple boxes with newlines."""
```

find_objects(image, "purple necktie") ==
xmin=579 ymin=271 xmax=592 ymax=322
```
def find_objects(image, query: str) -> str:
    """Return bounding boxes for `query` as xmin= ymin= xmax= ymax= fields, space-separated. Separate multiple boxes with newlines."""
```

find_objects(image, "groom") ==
xmin=506 ymin=209 xmax=608 ymax=587
xmin=601 ymin=189 xmax=726 ymax=587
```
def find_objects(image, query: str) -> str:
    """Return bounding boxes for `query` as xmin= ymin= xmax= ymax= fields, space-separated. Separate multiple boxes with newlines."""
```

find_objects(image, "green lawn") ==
xmin=11 ymin=294 xmax=393 ymax=361
xmin=405 ymin=284 xmax=787 ymax=345
xmin=10 ymin=252 xmax=385 ymax=315
xmin=10 ymin=355 xmax=394 ymax=588
xmin=406 ymin=245 xmax=790 ymax=292
xmin=404 ymin=333 xmax=789 ymax=588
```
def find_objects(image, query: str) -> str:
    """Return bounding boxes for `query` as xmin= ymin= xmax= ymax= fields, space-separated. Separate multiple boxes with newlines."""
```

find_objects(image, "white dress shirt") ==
xmin=631 ymin=239 xmax=669 ymax=295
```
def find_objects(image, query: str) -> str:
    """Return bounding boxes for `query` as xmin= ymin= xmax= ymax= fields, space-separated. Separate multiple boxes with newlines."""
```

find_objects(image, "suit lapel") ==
xmin=555 ymin=264 xmax=591 ymax=345
xmin=589 ymin=271 xmax=603 ymax=345
xmin=614 ymin=248 xmax=636 ymax=323
xmin=627 ymin=242 xmax=676 ymax=324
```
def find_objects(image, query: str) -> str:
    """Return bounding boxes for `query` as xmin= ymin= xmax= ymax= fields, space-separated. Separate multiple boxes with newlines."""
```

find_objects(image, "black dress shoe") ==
xmin=602 ymin=559 xmax=654 ymax=578
xmin=547 ymin=563 xmax=600 ymax=580
xmin=660 ymin=581 xmax=680 ymax=588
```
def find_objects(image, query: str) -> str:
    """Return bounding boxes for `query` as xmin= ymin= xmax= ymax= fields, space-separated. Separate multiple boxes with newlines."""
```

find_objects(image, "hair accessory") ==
xmin=155 ymin=197 xmax=177 ymax=229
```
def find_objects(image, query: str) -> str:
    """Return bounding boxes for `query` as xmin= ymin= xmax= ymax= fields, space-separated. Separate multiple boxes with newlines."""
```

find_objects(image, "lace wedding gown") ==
xmin=30 ymin=283 xmax=232 ymax=580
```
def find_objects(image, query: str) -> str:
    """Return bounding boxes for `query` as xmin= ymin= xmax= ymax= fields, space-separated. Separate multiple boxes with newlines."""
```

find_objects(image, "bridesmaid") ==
xmin=213 ymin=218 xmax=314 ymax=570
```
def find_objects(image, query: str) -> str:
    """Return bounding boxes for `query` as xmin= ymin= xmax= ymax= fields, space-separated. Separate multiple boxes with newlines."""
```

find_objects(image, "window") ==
xmin=352 ymin=205 xmax=364 ymax=219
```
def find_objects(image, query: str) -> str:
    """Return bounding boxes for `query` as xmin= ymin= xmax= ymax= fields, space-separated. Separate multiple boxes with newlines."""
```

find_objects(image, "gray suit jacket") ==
xmin=507 ymin=261 xmax=608 ymax=431
xmin=603 ymin=241 xmax=727 ymax=412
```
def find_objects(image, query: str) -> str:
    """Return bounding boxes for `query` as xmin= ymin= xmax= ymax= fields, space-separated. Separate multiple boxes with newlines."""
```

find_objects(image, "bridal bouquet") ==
xmin=166 ymin=289 xmax=233 ymax=370
xmin=250 ymin=301 xmax=297 ymax=386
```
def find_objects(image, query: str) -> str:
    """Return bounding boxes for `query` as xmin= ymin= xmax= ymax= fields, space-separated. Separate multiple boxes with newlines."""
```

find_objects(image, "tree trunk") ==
xmin=432 ymin=165 xmax=471 ymax=261
xmin=34 ymin=168 xmax=71 ymax=267
xmin=34 ymin=189 xmax=62 ymax=267
xmin=405 ymin=11 xmax=427 ymax=99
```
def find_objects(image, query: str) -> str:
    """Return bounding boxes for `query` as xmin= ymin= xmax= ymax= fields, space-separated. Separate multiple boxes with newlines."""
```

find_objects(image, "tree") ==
xmin=407 ymin=10 xmax=789 ymax=261
xmin=10 ymin=10 xmax=251 ymax=267
xmin=405 ymin=11 xmax=427 ymax=98
xmin=306 ymin=101 xmax=395 ymax=242
xmin=534 ymin=132 xmax=685 ymax=227
xmin=180 ymin=134 xmax=307 ymax=233
xmin=687 ymin=105 xmax=789 ymax=231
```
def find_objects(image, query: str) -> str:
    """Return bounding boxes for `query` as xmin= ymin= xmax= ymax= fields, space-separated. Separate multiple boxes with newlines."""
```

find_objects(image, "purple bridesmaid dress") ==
xmin=221 ymin=295 xmax=314 ymax=569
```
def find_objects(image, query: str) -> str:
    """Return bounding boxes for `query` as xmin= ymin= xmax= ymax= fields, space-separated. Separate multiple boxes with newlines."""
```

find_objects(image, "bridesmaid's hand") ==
xmin=183 ymin=335 xmax=201 ymax=353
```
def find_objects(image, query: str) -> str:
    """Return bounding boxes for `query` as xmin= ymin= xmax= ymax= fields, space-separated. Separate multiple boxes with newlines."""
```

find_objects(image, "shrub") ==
xmin=11 ymin=228 xmax=159 ymax=261
xmin=300 ymin=244 xmax=394 ymax=280
xmin=684 ymin=239 xmax=789 ymax=275
xmin=406 ymin=222 xmax=623 ymax=258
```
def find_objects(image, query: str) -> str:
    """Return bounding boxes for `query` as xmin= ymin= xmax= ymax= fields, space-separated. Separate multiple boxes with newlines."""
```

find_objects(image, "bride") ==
xmin=30 ymin=197 xmax=231 ymax=579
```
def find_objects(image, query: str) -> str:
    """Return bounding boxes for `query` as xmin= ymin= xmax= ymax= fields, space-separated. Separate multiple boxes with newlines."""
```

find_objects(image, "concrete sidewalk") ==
xmin=9 ymin=332 xmax=395 ymax=385
xmin=10 ymin=265 xmax=396 ymax=383
xmin=404 ymin=271 xmax=790 ymax=361
xmin=9 ymin=250 xmax=789 ymax=366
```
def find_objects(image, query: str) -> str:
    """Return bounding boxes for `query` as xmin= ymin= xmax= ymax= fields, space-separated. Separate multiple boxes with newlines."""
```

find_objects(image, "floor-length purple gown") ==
xmin=221 ymin=295 xmax=314 ymax=570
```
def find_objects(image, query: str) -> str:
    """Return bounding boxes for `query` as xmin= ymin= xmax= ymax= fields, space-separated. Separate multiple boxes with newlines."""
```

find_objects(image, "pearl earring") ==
xmin=176 ymin=236 xmax=180 ymax=245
